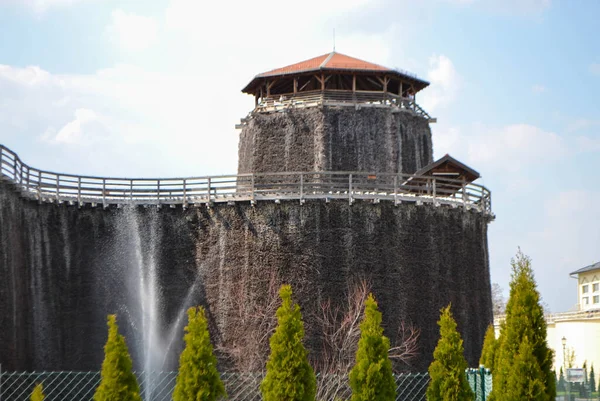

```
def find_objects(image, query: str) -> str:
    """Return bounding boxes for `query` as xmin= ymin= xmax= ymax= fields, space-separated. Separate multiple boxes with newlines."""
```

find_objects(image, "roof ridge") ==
xmin=319 ymin=51 xmax=336 ymax=69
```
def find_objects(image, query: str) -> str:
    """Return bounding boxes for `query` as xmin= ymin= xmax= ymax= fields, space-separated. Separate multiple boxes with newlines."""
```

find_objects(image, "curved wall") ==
xmin=238 ymin=107 xmax=433 ymax=175
xmin=0 ymin=179 xmax=492 ymax=373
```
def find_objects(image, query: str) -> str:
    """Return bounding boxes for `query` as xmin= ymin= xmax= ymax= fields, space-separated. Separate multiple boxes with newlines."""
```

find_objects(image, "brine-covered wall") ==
xmin=0 ymin=180 xmax=491 ymax=373
xmin=237 ymin=107 xmax=433 ymax=175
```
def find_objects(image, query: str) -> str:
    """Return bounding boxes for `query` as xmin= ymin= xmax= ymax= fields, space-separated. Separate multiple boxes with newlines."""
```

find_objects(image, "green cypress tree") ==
xmin=93 ymin=315 xmax=141 ymax=401
xmin=504 ymin=336 xmax=545 ymax=401
xmin=490 ymin=250 xmax=555 ymax=401
xmin=30 ymin=383 xmax=45 ymax=401
xmin=173 ymin=306 xmax=225 ymax=401
xmin=479 ymin=324 xmax=498 ymax=371
xmin=426 ymin=304 xmax=474 ymax=401
xmin=349 ymin=294 xmax=395 ymax=401
xmin=590 ymin=364 xmax=596 ymax=395
xmin=557 ymin=367 xmax=566 ymax=392
xmin=261 ymin=284 xmax=316 ymax=401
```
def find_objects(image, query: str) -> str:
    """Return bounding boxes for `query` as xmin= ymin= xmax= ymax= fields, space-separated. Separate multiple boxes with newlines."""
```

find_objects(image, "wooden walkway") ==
xmin=0 ymin=145 xmax=491 ymax=214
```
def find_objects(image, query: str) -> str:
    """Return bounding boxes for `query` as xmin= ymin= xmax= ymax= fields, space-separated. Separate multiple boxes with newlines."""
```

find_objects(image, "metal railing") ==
xmin=0 ymin=145 xmax=491 ymax=214
xmin=0 ymin=370 xmax=491 ymax=401
xmin=255 ymin=90 xmax=435 ymax=121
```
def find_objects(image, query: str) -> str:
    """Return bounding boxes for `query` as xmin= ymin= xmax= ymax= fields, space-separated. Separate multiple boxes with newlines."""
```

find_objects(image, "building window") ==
xmin=594 ymin=283 xmax=599 ymax=292
xmin=583 ymin=297 xmax=589 ymax=305
xmin=594 ymin=295 xmax=600 ymax=304
xmin=583 ymin=285 xmax=589 ymax=294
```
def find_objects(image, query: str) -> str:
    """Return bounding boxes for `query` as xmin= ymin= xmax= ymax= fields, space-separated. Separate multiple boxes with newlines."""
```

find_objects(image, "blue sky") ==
xmin=0 ymin=0 xmax=598 ymax=312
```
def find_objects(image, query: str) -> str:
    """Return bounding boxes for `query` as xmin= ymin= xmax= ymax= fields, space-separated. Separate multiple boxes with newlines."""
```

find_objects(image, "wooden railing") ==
xmin=254 ymin=90 xmax=435 ymax=122
xmin=0 ymin=145 xmax=491 ymax=214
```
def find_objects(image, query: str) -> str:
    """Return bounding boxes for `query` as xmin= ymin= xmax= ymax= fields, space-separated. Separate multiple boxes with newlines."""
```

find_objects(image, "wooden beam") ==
xmin=321 ymin=73 xmax=325 ymax=91
xmin=352 ymin=74 xmax=356 ymax=92
xmin=399 ymin=81 xmax=403 ymax=96
xmin=383 ymin=76 xmax=390 ymax=93
xmin=293 ymin=78 xmax=298 ymax=94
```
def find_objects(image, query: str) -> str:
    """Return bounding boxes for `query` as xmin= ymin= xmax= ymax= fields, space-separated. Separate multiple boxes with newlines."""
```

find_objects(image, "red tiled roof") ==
xmin=257 ymin=52 xmax=390 ymax=77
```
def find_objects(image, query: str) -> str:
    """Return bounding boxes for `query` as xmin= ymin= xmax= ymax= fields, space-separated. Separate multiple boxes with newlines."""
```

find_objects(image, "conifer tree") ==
xmin=30 ymin=383 xmax=45 ymax=401
xmin=93 ymin=315 xmax=141 ymax=401
xmin=557 ymin=367 xmax=565 ymax=392
xmin=504 ymin=336 xmax=545 ymax=401
xmin=349 ymin=294 xmax=395 ymax=401
xmin=479 ymin=324 xmax=498 ymax=371
xmin=173 ymin=306 xmax=225 ymax=401
xmin=490 ymin=250 xmax=555 ymax=401
xmin=426 ymin=304 xmax=473 ymax=401
xmin=590 ymin=364 xmax=596 ymax=395
xmin=261 ymin=285 xmax=316 ymax=401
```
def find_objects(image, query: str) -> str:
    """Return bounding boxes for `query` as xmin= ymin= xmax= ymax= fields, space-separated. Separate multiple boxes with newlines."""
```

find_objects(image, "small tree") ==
xmin=261 ymin=284 xmax=316 ymax=401
xmin=349 ymin=294 xmax=395 ymax=401
xmin=94 ymin=315 xmax=141 ymax=401
xmin=504 ymin=336 xmax=545 ymax=401
xmin=557 ymin=367 xmax=566 ymax=392
xmin=426 ymin=304 xmax=473 ymax=401
xmin=173 ymin=306 xmax=226 ymax=401
xmin=590 ymin=364 xmax=596 ymax=395
xmin=30 ymin=383 xmax=45 ymax=401
xmin=490 ymin=250 xmax=555 ymax=401
xmin=479 ymin=324 xmax=498 ymax=371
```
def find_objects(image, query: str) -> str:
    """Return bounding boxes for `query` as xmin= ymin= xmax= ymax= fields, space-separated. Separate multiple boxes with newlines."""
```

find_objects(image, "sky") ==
xmin=0 ymin=0 xmax=598 ymax=313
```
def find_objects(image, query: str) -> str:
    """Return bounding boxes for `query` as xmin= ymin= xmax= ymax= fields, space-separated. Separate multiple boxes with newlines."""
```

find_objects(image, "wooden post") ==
xmin=299 ymin=173 xmax=304 ymax=203
xmin=293 ymin=78 xmax=298 ymax=94
xmin=266 ymin=80 xmax=270 ymax=98
xmin=399 ymin=81 xmax=403 ymax=96
xmin=25 ymin=167 xmax=30 ymax=193
xmin=432 ymin=178 xmax=436 ymax=202
xmin=321 ymin=74 xmax=325 ymax=91
xmin=251 ymin=174 xmax=255 ymax=203
xmin=183 ymin=178 xmax=187 ymax=206
xmin=78 ymin=177 xmax=82 ymax=205
xmin=352 ymin=74 xmax=356 ymax=92
xmin=207 ymin=177 xmax=211 ymax=202
xmin=348 ymin=173 xmax=353 ymax=204
xmin=130 ymin=180 xmax=133 ymax=202
xmin=157 ymin=179 xmax=161 ymax=205
xmin=37 ymin=170 xmax=41 ymax=200
xmin=462 ymin=179 xmax=467 ymax=208
xmin=102 ymin=178 xmax=106 ymax=208
xmin=394 ymin=175 xmax=398 ymax=205
xmin=56 ymin=174 xmax=60 ymax=202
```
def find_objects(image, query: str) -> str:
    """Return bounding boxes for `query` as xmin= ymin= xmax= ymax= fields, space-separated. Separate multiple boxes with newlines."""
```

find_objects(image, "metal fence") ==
xmin=0 ymin=370 xmax=492 ymax=401
xmin=467 ymin=368 xmax=493 ymax=401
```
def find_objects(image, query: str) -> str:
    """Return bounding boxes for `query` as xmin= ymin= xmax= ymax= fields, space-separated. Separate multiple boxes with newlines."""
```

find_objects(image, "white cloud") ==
xmin=53 ymin=108 xmax=99 ymax=143
xmin=434 ymin=123 xmax=566 ymax=173
xmin=420 ymin=54 xmax=460 ymax=112
xmin=106 ymin=9 xmax=159 ymax=52
xmin=590 ymin=63 xmax=600 ymax=76
xmin=532 ymin=84 xmax=547 ymax=93
xmin=444 ymin=0 xmax=551 ymax=14
xmin=0 ymin=0 xmax=94 ymax=13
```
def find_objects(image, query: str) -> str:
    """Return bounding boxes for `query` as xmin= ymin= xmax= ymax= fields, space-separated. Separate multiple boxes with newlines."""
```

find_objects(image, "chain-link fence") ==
xmin=466 ymin=368 xmax=493 ymax=401
xmin=0 ymin=370 xmax=491 ymax=401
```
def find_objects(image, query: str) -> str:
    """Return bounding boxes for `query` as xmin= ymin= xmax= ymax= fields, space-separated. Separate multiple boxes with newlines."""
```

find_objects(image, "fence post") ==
xmin=56 ymin=174 xmax=60 ymax=202
xmin=102 ymin=178 xmax=106 ymax=208
xmin=183 ymin=179 xmax=187 ymax=207
xmin=78 ymin=177 xmax=82 ymax=206
xmin=37 ymin=171 xmax=41 ymax=200
xmin=207 ymin=177 xmax=211 ymax=202
xmin=432 ymin=177 xmax=436 ymax=202
xmin=348 ymin=173 xmax=353 ymax=204
xmin=394 ymin=175 xmax=398 ymax=205
xmin=157 ymin=180 xmax=161 ymax=205
xmin=480 ymin=367 xmax=486 ymax=401
xmin=251 ymin=174 xmax=255 ymax=203
xmin=130 ymin=180 xmax=133 ymax=202
xmin=299 ymin=173 xmax=304 ymax=203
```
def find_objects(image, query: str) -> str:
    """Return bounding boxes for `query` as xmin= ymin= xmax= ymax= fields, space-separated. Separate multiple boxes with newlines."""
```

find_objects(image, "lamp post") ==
xmin=562 ymin=336 xmax=569 ymax=401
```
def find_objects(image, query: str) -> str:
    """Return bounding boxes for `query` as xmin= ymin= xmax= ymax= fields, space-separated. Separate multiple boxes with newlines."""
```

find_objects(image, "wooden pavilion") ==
xmin=241 ymin=51 xmax=435 ymax=121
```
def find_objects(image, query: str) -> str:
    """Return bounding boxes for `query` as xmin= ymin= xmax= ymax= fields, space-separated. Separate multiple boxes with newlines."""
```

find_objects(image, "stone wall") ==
xmin=0 ymin=180 xmax=491 ymax=373
xmin=237 ymin=107 xmax=433 ymax=175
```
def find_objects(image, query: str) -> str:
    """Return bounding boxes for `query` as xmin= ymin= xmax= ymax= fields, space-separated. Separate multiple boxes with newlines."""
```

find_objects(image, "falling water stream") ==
xmin=120 ymin=205 xmax=199 ymax=401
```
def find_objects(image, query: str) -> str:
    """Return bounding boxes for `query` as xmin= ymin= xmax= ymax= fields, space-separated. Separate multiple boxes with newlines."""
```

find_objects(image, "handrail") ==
xmin=0 ymin=145 xmax=491 ymax=214
xmin=254 ymin=90 xmax=435 ymax=121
